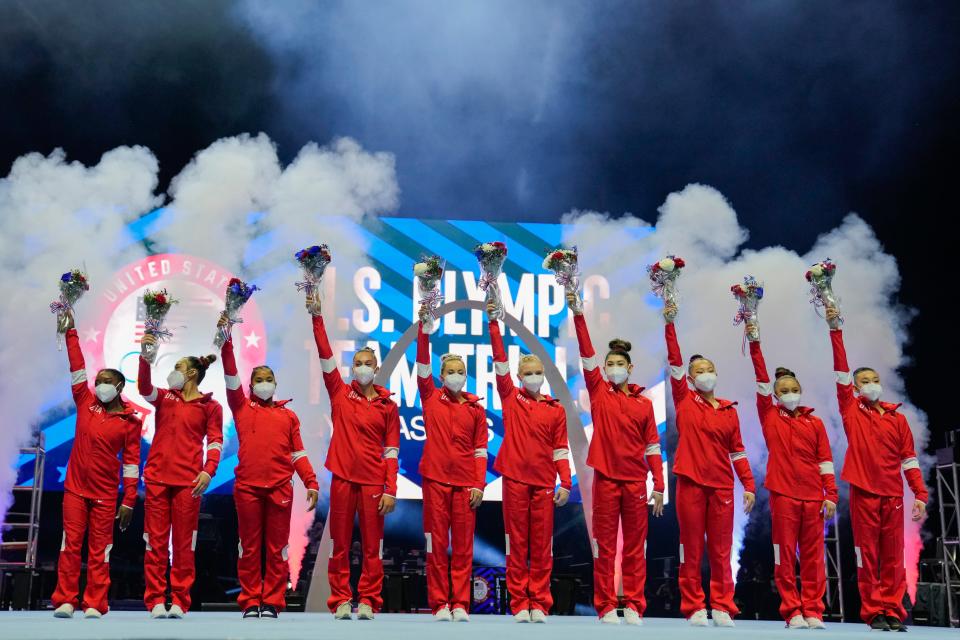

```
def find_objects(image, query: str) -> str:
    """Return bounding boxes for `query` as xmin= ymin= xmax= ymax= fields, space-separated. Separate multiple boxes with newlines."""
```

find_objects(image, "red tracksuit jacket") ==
xmin=488 ymin=320 xmax=572 ymax=490
xmin=138 ymin=357 xmax=223 ymax=486
xmin=666 ymin=323 xmax=755 ymax=492
xmin=749 ymin=340 xmax=838 ymax=503
xmin=417 ymin=323 xmax=488 ymax=490
xmin=830 ymin=330 xmax=927 ymax=502
xmin=221 ymin=338 xmax=318 ymax=491
xmin=574 ymin=315 xmax=664 ymax=489
xmin=65 ymin=329 xmax=141 ymax=507
xmin=312 ymin=315 xmax=401 ymax=496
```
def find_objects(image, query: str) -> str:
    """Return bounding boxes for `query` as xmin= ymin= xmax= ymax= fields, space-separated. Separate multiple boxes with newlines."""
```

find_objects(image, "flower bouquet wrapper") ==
xmin=214 ymin=278 xmax=259 ymax=349
xmin=543 ymin=247 xmax=582 ymax=313
xmin=648 ymin=255 xmax=685 ymax=320
xmin=731 ymin=275 xmax=764 ymax=353
xmin=50 ymin=269 xmax=90 ymax=350
xmin=805 ymin=259 xmax=842 ymax=329
xmin=413 ymin=255 xmax=444 ymax=335
xmin=294 ymin=244 xmax=332 ymax=297
xmin=141 ymin=288 xmax=178 ymax=364
xmin=474 ymin=241 xmax=508 ymax=321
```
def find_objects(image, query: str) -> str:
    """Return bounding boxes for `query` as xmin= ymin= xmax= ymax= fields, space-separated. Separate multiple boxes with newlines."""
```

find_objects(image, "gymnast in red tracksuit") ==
xmin=219 ymin=317 xmax=319 ymax=619
xmin=138 ymin=334 xmax=223 ymax=619
xmin=307 ymin=293 xmax=401 ymax=621
xmin=663 ymin=302 xmax=756 ymax=628
xmin=487 ymin=303 xmax=572 ymax=623
xmin=51 ymin=313 xmax=141 ymax=619
xmin=415 ymin=309 xmax=488 ymax=622
xmin=744 ymin=324 xmax=838 ymax=630
xmin=567 ymin=293 xmax=664 ymax=625
xmin=824 ymin=307 xmax=928 ymax=632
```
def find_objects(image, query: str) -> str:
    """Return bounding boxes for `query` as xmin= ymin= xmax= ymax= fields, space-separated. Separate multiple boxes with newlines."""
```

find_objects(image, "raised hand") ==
xmin=663 ymin=301 xmax=678 ymax=323
xmin=305 ymin=291 xmax=322 ymax=316
xmin=565 ymin=291 xmax=583 ymax=315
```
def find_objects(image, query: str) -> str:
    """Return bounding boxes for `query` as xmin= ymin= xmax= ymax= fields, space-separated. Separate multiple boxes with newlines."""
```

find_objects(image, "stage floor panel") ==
xmin=0 ymin=611 xmax=954 ymax=640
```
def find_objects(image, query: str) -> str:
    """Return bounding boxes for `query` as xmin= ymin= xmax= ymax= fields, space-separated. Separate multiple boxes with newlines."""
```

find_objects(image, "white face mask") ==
xmin=167 ymin=370 xmax=186 ymax=390
xmin=95 ymin=382 xmax=120 ymax=403
xmin=858 ymin=382 xmax=882 ymax=402
xmin=606 ymin=366 xmax=629 ymax=385
xmin=443 ymin=373 xmax=466 ymax=393
xmin=522 ymin=374 xmax=544 ymax=394
xmin=353 ymin=365 xmax=376 ymax=385
xmin=252 ymin=381 xmax=276 ymax=401
xmin=778 ymin=392 xmax=801 ymax=412
xmin=693 ymin=372 xmax=717 ymax=393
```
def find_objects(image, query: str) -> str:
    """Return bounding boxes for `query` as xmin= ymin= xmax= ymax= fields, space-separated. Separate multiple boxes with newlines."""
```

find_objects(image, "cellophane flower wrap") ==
xmin=731 ymin=275 xmax=764 ymax=352
xmin=413 ymin=255 xmax=444 ymax=335
xmin=214 ymin=278 xmax=259 ymax=349
xmin=474 ymin=241 xmax=508 ymax=321
xmin=50 ymin=269 xmax=90 ymax=350
xmin=141 ymin=288 xmax=178 ymax=364
xmin=648 ymin=255 xmax=685 ymax=320
xmin=805 ymin=259 xmax=842 ymax=328
xmin=294 ymin=244 xmax=332 ymax=296
xmin=543 ymin=247 xmax=582 ymax=313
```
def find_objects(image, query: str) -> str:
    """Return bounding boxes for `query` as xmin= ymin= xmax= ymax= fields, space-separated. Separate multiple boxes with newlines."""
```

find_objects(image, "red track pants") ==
xmin=502 ymin=477 xmax=554 ymax=615
xmin=676 ymin=475 xmax=739 ymax=618
xmin=422 ymin=479 xmax=476 ymax=614
xmin=143 ymin=483 xmax=201 ymax=612
xmin=849 ymin=486 xmax=907 ymax=623
xmin=326 ymin=475 xmax=385 ymax=612
xmin=591 ymin=472 xmax=649 ymax=617
xmin=770 ymin=492 xmax=826 ymax=621
xmin=235 ymin=482 xmax=293 ymax=611
xmin=51 ymin=491 xmax=116 ymax=614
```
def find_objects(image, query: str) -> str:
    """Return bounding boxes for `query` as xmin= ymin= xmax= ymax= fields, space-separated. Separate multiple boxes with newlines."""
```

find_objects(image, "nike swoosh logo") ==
xmin=895 ymin=504 xmax=902 ymax=510
xmin=723 ymin=500 xmax=732 ymax=505
xmin=281 ymin=499 xmax=291 ymax=504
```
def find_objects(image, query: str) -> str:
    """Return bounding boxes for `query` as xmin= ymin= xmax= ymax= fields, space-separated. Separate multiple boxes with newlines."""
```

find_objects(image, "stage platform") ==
xmin=0 ymin=612 xmax=955 ymax=640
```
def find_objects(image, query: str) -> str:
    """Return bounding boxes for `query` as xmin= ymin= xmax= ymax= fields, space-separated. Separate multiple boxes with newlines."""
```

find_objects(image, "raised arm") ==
xmin=664 ymin=321 xmax=689 ymax=406
xmin=416 ymin=321 xmax=436 ymax=402
xmin=311 ymin=313 xmax=347 ymax=399
xmin=202 ymin=403 xmax=224 ymax=478
xmin=220 ymin=335 xmax=247 ymax=414
xmin=137 ymin=351 xmax=162 ymax=406
xmin=488 ymin=319 xmax=515 ymax=399
xmin=382 ymin=402 xmax=401 ymax=499
xmin=815 ymin=421 xmax=839 ymax=505
xmin=748 ymin=339 xmax=776 ymax=419
xmin=121 ymin=419 xmax=141 ymax=509
xmin=572 ymin=312 xmax=606 ymax=396
xmin=290 ymin=413 xmax=319 ymax=491
xmin=65 ymin=327 xmax=92 ymax=406
xmin=828 ymin=324 xmax=856 ymax=414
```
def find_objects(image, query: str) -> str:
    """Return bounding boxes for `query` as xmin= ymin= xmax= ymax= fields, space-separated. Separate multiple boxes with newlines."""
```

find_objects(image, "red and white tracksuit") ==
xmin=221 ymin=338 xmax=319 ymax=612
xmin=416 ymin=322 xmax=488 ymax=614
xmin=666 ymin=322 xmax=756 ymax=619
xmin=829 ymin=329 xmax=928 ymax=624
xmin=489 ymin=320 xmax=572 ymax=616
xmin=138 ymin=356 xmax=223 ymax=612
xmin=312 ymin=314 xmax=400 ymax=613
xmin=573 ymin=315 xmax=664 ymax=618
xmin=51 ymin=329 xmax=142 ymax=615
xmin=749 ymin=339 xmax=839 ymax=622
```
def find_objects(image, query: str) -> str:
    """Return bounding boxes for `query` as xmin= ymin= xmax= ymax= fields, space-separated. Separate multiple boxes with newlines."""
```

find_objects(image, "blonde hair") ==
xmin=440 ymin=353 xmax=463 ymax=366
xmin=517 ymin=353 xmax=542 ymax=373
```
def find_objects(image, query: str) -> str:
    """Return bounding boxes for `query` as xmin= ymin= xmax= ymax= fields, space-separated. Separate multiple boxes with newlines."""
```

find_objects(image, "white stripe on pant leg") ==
xmin=282 ymin=545 xmax=289 ymax=562
xmin=191 ymin=530 xmax=198 ymax=552
xmin=505 ymin=534 xmax=510 ymax=556
xmin=104 ymin=544 xmax=113 ymax=563
xmin=679 ymin=543 xmax=684 ymax=564
xmin=425 ymin=532 xmax=432 ymax=553
xmin=238 ymin=540 xmax=243 ymax=559
xmin=854 ymin=546 xmax=862 ymax=569
xmin=644 ymin=541 xmax=647 ymax=558
xmin=61 ymin=532 xmax=66 ymax=552
xmin=550 ymin=537 xmax=553 ymax=557
xmin=143 ymin=533 xmax=152 ymax=552
xmin=379 ymin=539 xmax=383 ymax=559
xmin=329 ymin=539 xmax=335 ymax=559
xmin=591 ymin=538 xmax=599 ymax=559
xmin=773 ymin=544 xmax=780 ymax=566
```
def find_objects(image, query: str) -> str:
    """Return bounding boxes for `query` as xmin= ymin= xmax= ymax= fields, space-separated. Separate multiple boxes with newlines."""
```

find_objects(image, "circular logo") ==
xmin=83 ymin=254 xmax=267 ymax=443
xmin=472 ymin=575 xmax=490 ymax=602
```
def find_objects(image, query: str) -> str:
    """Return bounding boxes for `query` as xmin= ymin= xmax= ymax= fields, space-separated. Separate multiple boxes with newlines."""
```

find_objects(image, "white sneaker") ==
xmin=452 ymin=607 xmax=470 ymax=622
xmin=83 ymin=608 xmax=102 ymax=619
xmin=357 ymin=603 xmax=375 ymax=620
xmin=514 ymin=609 xmax=531 ymax=623
xmin=53 ymin=603 xmax=75 ymax=618
xmin=167 ymin=604 xmax=185 ymax=619
xmin=712 ymin=610 xmax=735 ymax=627
xmin=688 ymin=609 xmax=709 ymax=626
xmin=434 ymin=606 xmax=453 ymax=622
xmin=334 ymin=602 xmax=353 ymax=620
xmin=530 ymin=609 xmax=546 ymax=623
xmin=149 ymin=604 xmax=168 ymax=619
xmin=623 ymin=608 xmax=643 ymax=626
xmin=787 ymin=615 xmax=809 ymax=629
xmin=805 ymin=617 xmax=826 ymax=629
xmin=600 ymin=610 xmax=620 ymax=624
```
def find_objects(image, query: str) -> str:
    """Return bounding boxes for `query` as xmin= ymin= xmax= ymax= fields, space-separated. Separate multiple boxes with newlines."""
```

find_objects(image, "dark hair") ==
xmin=688 ymin=353 xmax=713 ymax=374
xmin=774 ymin=367 xmax=796 ymax=380
xmin=185 ymin=354 xmax=217 ymax=384
xmin=98 ymin=368 xmax=125 ymax=386
xmin=853 ymin=366 xmax=876 ymax=379
xmin=250 ymin=365 xmax=275 ymax=385
xmin=606 ymin=338 xmax=632 ymax=364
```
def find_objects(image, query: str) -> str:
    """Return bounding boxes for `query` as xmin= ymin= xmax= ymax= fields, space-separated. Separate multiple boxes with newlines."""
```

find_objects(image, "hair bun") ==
xmin=608 ymin=338 xmax=632 ymax=353
xmin=199 ymin=354 xmax=217 ymax=369
xmin=689 ymin=353 xmax=704 ymax=364
xmin=774 ymin=366 xmax=796 ymax=379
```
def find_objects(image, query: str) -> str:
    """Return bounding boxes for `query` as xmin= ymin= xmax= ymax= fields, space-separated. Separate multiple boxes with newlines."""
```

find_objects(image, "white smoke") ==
xmin=563 ymin=183 xmax=928 ymax=584
xmin=0 ymin=147 xmax=161 ymax=528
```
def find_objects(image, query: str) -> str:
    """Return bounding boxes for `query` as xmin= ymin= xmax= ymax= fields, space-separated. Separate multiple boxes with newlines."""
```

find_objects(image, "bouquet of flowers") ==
xmin=50 ymin=269 xmax=90 ymax=350
xmin=543 ymin=247 xmax=582 ymax=313
xmin=141 ymin=288 xmax=178 ymax=364
xmin=294 ymin=244 xmax=332 ymax=296
xmin=213 ymin=278 xmax=259 ymax=348
xmin=805 ymin=259 xmax=842 ymax=328
xmin=474 ymin=241 xmax=508 ymax=321
xmin=648 ymin=255 xmax=686 ymax=319
xmin=731 ymin=276 xmax=764 ymax=351
xmin=413 ymin=255 xmax=444 ymax=334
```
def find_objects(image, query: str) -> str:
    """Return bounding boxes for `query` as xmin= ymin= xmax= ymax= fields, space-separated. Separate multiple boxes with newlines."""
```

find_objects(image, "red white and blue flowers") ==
xmin=474 ymin=241 xmax=508 ymax=320
xmin=543 ymin=247 xmax=582 ymax=313
xmin=413 ymin=255 xmax=445 ymax=335
xmin=294 ymin=244 xmax=332 ymax=295
xmin=731 ymin=275 xmax=764 ymax=350
xmin=141 ymin=288 xmax=178 ymax=364
xmin=805 ymin=259 xmax=842 ymax=327
xmin=214 ymin=278 xmax=259 ymax=348
xmin=51 ymin=269 xmax=90 ymax=350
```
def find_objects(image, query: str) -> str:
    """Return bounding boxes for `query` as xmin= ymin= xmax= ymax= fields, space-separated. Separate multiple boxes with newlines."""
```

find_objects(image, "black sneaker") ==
xmin=242 ymin=606 xmax=260 ymax=619
xmin=885 ymin=616 xmax=906 ymax=632
xmin=869 ymin=615 xmax=891 ymax=631
xmin=260 ymin=605 xmax=278 ymax=619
